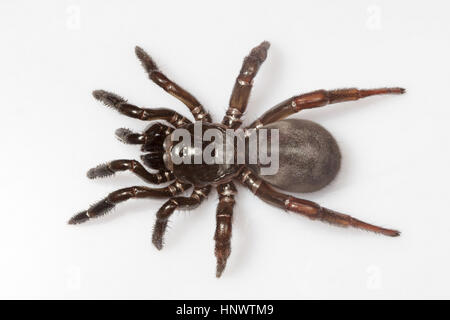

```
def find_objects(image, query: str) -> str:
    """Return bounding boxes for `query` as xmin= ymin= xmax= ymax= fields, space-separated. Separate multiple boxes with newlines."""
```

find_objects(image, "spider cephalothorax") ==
xmin=69 ymin=41 xmax=405 ymax=277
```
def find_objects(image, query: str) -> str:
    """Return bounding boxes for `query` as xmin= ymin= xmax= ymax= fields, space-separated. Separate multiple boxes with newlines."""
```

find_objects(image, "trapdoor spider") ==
xmin=69 ymin=41 xmax=405 ymax=277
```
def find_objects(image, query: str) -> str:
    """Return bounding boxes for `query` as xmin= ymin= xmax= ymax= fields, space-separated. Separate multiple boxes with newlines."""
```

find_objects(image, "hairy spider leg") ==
xmin=86 ymin=160 xmax=174 ymax=184
xmin=92 ymin=89 xmax=191 ymax=127
xmin=152 ymin=186 xmax=212 ymax=250
xmin=68 ymin=182 xmax=190 ymax=225
xmin=115 ymin=122 xmax=173 ymax=146
xmin=222 ymin=41 xmax=270 ymax=129
xmin=135 ymin=46 xmax=211 ymax=122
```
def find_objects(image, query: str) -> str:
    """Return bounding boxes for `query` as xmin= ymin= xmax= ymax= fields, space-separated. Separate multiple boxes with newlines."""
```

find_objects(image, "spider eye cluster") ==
xmin=140 ymin=122 xmax=173 ymax=170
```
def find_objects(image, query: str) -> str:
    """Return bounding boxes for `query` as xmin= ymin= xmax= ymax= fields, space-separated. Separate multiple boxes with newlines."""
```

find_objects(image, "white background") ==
xmin=1 ymin=0 xmax=449 ymax=299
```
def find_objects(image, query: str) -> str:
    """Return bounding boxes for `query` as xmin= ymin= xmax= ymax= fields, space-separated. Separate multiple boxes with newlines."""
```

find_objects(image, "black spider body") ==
xmin=164 ymin=122 xmax=243 ymax=186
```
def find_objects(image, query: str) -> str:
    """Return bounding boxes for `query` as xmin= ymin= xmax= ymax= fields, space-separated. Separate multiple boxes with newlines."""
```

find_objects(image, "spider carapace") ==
xmin=69 ymin=41 xmax=405 ymax=277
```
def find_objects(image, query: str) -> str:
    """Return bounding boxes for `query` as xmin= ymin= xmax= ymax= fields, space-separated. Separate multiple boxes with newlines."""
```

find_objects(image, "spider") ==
xmin=69 ymin=41 xmax=405 ymax=277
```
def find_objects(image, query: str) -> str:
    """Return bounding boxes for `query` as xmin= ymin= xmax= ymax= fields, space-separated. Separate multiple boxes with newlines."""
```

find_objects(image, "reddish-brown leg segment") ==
xmin=239 ymin=169 xmax=400 ymax=236
xmin=249 ymin=87 xmax=405 ymax=128
xmin=68 ymin=181 xmax=190 ymax=225
xmin=92 ymin=89 xmax=191 ymax=127
xmin=222 ymin=41 xmax=270 ymax=129
xmin=152 ymin=186 xmax=212 ymax=250
xmin=214 ymin=182 xmax=237 ymax=278
xmin=135 ymin=46 xmax=211 ymax=122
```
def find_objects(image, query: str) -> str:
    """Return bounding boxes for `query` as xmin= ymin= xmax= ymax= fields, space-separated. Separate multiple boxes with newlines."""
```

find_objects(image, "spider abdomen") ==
xmin=249 ymin=119 xmax=341 ymax=193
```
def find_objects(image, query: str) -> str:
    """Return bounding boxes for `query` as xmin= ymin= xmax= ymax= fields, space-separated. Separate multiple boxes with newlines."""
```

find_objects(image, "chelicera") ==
xmin=69 ymin=41 xmax=405 ymax=277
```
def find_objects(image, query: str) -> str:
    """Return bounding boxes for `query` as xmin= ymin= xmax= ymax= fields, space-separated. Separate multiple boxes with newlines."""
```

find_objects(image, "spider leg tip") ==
xmin=134 ymin=46 xmax=157 ymax=72
xmin=68 ymin=211 xmax=89 ymax=225
xmin=92 ymin=89 xmax=106 ymax=100
xmin=261 ymin=40 xmax=271 ymax=48
xmin=114 ymin=128 xmax=133 ymax=143
xmin=134 ymin=46 xmax=144 ymax=58
xmin=381 ymin=228 xmax=401 ymax=237
xmin=86 ymin=164 xmax=114 ymax=179
xmin=215 ymin=260 xmax=227 ymax=278
xmin=92 ymin=90 xmax=125 ymax=107
xmin=389 ymin=87 xmax=406 ymax=94
xmin=115 ymin=127 xmax=129 ymax=136
xmin=152 ymin=238 xmax=164 ymax=250
xmin=86 ymin=168 xmax=97 ymax=179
